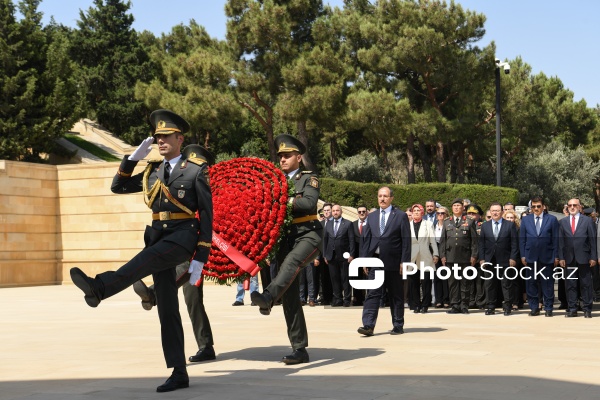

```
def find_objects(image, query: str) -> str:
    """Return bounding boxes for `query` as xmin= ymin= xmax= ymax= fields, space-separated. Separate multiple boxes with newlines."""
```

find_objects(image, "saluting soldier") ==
xmin=251 ymin=133 xmax=323 ymax=365
xmin=131 ymin=144 xmax=217 ymax=364
xmin=440 ymin=198 xmax=478 ymax=314
xmin=69 ymin=109 xmax=212 ymax=393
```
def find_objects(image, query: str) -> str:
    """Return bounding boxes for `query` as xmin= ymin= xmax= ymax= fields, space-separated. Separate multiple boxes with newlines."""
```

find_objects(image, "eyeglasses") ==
xmin=531 ymin=205 xmax=543 ymax=209
xmin=568 ymin=203 xmax=579 ymax=208
xmin=357 ymin=210 xmax=366 ymax=214
xmin=436 ymin=212 xmax=446 ymax=215
xmin=485 ymin=215 xmax=492 ymax=219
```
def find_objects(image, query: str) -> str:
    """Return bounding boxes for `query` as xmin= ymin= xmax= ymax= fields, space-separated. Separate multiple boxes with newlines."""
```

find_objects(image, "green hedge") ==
xmin=320 ymin=178 xmax=519 ymax=211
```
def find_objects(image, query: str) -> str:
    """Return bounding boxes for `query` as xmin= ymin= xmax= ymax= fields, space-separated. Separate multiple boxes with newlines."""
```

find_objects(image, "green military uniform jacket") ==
xmin=439 ymin=215 xmax=478 ymax=265
xmin=111 ymin=155 xmax=213 ymax=262
xmin=288 ymin=170 xmax=323 ymax=239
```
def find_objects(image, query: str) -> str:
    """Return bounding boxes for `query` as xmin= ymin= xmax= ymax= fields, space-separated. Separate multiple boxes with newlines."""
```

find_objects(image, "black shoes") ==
xmin=461 ymin=308 xmax=469 ymax=314
xmin=232 ymin=300 xmax=244 ymax=306
xmin=421 ymin=307 xmax=428 ymax=314
xmin=545 ymin=310 xmax=553 ymax=317
xmin=250 ymin=291 xmax=273 ymax=315
xmin=133 ymin=280 xmax=156 ymax=310
xmin=584 ymin=311 xmax=592 ymax=318
xmin=503 ymin=309 xmax=512 ymax=316
xmin=390 ymin=327 xmax=404 ymax=335
xmin=156 ymin=372 xmax=189 ymax=393
xmin=357 ymin=326 xmax=374 ymax=336
xmin=529 ymin=309 xmax=540 ymax=316
xmin=447 ymin=307 xmax=461 ymax=314
xmin=343 ymin=302 xmax=351 ymax=307
xmin=485 ymin=309 xmax=496 ymax=315
xmin=282 ymin=348 xmax=309 ymax=365
xmin=413 ymin=307 xmax=421 ymax=314
xmin=189 ymin=345 xmax=216 ymax=362
xmin=565 ymin=311 xmax=578 ymax=318
xmin=70 ymin=267 xmax=101 ymax=308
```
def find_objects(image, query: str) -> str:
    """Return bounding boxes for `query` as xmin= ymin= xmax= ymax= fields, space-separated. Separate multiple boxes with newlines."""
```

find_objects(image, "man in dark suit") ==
xmin=313 ymin=203 xmax=333 ymax=305
xmin=558 ymin=198 xmax=597 ymax=318
xmin=440 ymin=198 xmax=478 ymax=314
xmin=357 ymin=187 xmax=411 ymax=336
xmin=519 ymin=196 xmax=559 ymax=317
xmin=478 ymin=202 xmax=519 ymax=316
xmin=323 ymin=204 xmax=355 ymax=307
xmin=351 ymin=205 xmax=369 ymax=305
xmin=69 ymin=109 xmax=213 ymax=392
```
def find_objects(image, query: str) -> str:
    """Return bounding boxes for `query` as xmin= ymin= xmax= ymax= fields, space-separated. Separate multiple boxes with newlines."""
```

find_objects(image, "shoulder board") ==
xmin=147 ymin=158 xmax=163 ymax=164
xmin=300 ymin=170 xmax=313 ymax=174
xmin=187 ymin=157 xmax=207 ymax=167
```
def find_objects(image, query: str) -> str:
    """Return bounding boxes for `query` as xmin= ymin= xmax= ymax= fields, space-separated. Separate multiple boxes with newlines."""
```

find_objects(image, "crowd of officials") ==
xmin=244 ymin=194 xmax=600 ymax=331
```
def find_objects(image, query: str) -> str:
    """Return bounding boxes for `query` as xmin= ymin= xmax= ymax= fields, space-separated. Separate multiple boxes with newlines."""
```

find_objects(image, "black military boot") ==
xmin=133 ymin=280 xmax=156 ymax=311
xmin=251 ymin=291 xmax=274 ymax=315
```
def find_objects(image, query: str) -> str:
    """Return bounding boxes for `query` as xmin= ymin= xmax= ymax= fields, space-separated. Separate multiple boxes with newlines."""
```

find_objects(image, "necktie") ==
xmin=571 ymin=216 xmax=576 ymax=234
xmin=359 ymin=221 xmax=363 ymax=235
xmin=494 ymin=221 xmax=499 ymax=239
xmin=164 ymin=162 xmax=171 ymax=181
xmin=455 ymin=217 xmax=460 ymax=225
xmin=380 ymin=210 xmax=386 ymax=235
xmin=334 ymin=219 xmax=339 ymax=236
xmin=535 ymin=216 xmax=541 ymax=235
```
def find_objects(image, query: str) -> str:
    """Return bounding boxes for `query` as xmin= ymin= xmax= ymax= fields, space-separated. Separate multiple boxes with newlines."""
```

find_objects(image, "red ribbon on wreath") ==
xmin=202 ymin=157 xmax=291 ymax=284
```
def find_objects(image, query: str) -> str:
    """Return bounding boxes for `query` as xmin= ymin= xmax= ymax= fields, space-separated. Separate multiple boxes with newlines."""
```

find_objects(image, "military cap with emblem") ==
xmin=466 ymin=204 xmax=483 ymax=216
xmin=274 ymin=133 xmax=306 ymax=155
xmin=149 ymin=109 xmax=190 ymax=136
xmin=182 ymin=144 xmax=215 ymax=166
xmin=452 ymin=198 xmax=464 ymax=206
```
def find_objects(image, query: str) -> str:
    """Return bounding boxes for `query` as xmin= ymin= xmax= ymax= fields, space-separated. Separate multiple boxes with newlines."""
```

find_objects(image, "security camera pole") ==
xmin=495 ymin=58 xmax=510 ymax=187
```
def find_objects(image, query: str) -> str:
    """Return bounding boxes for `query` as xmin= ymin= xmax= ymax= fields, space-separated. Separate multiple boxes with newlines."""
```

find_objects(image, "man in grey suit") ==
xmin=558 ymin=198 xmax=597 ymax=318
xmin=357 ymin=187 xmax=411 ymax=336
xmin=323 ymin=204 xmax=355 ymax=307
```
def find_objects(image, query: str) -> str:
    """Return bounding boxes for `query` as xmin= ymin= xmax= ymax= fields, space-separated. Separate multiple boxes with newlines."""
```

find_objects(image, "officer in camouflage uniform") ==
xmin=251 ymin=133 xmax=323 ymax=365
xmin=69 ymin=109 xmax=212 ymax=393
xmin=439 ymin=198 xmax=478 ymax=314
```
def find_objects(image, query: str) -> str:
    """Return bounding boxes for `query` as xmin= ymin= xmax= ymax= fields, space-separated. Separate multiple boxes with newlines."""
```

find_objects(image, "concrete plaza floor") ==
xmin=1 ymin=284 xmax=600 ymax=400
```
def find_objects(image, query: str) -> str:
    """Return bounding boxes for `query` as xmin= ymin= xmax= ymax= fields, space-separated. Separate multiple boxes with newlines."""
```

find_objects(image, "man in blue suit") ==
xmin=558 ymin=198 xmax=597 ymax=318
xmin=357 ymin=187 xmax=411 ymax=336
xmin=479 ymin=202 xmax=519 ymax=316
xmin=519 ymin=196 xmax=560 ymax=317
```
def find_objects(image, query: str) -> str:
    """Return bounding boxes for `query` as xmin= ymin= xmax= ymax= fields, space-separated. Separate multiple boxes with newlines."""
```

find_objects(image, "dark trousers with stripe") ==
xmin=267 ymin=231 xmax=322 ymax=350
xmin=95 ymin=234 xmax=193 ymax=368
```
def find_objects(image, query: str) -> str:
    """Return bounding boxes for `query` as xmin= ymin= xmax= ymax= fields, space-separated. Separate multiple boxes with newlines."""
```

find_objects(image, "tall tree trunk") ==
xmin=436 ymin=140 xmax=446 ymax=182
xmin=239 ymin=91 xmax=276 ymax=162
xmin=418 ymin=140 xmax=432 ymax=182
xmin=406 ymin=134 xmax=416 ymax=184
xmin=330 ymin=137 xmax=338 ymax=167
xmin=449 ymin=142 xmax=458 ymax=183
xmin=297 ymin=120 xmax=316 ymax=172
xmin=457 ymin=145 xmax=465 ymax=184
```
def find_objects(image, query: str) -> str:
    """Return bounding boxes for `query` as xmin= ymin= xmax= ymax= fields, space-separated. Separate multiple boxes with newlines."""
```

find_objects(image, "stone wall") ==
xmin=0 ymin=160 xmax=149 ymax=287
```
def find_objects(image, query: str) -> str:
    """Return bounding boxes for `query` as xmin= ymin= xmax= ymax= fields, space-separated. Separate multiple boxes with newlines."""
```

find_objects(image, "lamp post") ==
xmin=495 ymin=58 xmax=510 ymax=187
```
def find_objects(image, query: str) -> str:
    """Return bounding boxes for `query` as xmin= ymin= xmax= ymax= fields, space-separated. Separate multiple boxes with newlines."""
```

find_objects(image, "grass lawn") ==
xmin=64 ymin=134 xmax=121 ymax=162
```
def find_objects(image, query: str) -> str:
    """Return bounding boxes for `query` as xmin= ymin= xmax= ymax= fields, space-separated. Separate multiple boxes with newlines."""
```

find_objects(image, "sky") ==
xmin=34 ymin=0 xmax=600 ymax=107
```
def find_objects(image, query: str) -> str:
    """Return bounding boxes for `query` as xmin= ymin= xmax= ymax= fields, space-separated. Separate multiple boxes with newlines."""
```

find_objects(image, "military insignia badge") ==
xmin=178 ymin=190 xmax=185 ymax=199
xmin=158 ymin=120 xmax=166 ymax=129
xmin=309 ymin=176 xmax=319 ymax=188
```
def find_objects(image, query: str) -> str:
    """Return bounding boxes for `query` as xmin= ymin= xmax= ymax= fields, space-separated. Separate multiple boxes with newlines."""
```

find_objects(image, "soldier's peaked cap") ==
xmin=182 ymin=144 xmax=215 ymax=166
xmin=149 ymin=109 xmax=190 ymax=136
xmin=452 ymin=198 xmax=464 ymax=206
xmin=274 ymin=133 xmax=306 ymax=155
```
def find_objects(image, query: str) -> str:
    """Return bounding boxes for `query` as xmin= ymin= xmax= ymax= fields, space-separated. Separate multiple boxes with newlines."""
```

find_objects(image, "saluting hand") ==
xmin=129 ymin=137 xmax=154 ymax=161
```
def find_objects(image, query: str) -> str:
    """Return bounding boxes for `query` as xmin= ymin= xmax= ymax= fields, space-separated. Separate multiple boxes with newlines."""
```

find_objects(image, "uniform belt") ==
xmin=292 ymin=215 xmax=319 ymax=224
xmin=152 ymin=211 xmax=195 ymax=221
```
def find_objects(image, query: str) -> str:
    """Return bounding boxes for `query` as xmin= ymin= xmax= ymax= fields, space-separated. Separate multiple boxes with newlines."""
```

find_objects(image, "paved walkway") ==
xmin=1 ymin=284 xmax=599 ymax=400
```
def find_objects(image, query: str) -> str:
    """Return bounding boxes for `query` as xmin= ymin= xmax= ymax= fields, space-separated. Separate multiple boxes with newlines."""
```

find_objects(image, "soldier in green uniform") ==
xmin=466 ymin=204 xmax=486 ymax=310
xmin=131 ymin=145 xmax=217 ymax=364
xmin=251 ymin=133 xmax=323 ymax=365
xmin=69 ymin=109 xmax=213 ymax=393
xmin=439 ymin=198 xmax=478 ymax=314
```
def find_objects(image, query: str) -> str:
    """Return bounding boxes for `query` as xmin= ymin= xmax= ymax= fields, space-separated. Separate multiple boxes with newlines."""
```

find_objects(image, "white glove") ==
xmin=128 ymin=137 xmax=154 ymax=161
xmin=188 ymin=260 xmax=204 ymax=286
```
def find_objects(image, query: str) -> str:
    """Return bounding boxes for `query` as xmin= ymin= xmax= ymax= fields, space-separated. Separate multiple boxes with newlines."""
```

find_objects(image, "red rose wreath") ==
xmin=202 ymin=157 xmax=292 ymax=284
